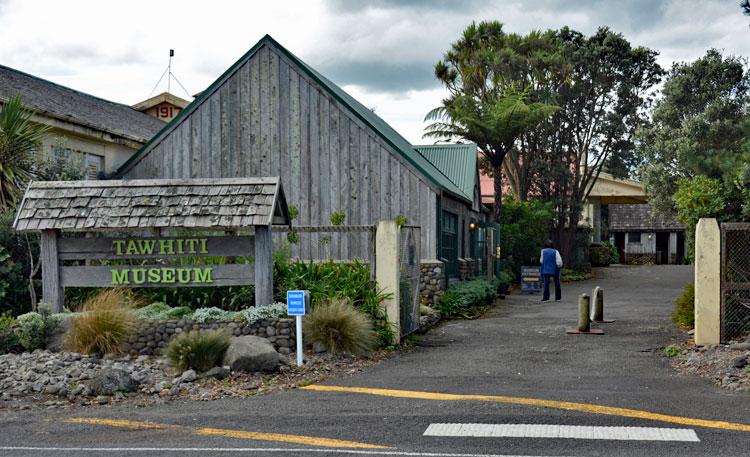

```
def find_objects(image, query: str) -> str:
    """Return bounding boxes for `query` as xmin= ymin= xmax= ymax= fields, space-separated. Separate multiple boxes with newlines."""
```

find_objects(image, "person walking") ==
xmin=540 ymin=240 xmax=563 ymax=302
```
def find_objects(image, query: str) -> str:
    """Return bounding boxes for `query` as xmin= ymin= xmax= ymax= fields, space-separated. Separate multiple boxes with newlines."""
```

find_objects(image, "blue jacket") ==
xmin=540 ymin=248 xmax=563 ymax=275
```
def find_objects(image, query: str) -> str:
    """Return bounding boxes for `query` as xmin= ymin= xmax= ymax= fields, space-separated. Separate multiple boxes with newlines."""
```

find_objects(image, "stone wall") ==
xmin=458 ymin=258 xmax=481 ymax=280
xmin=419 ymin=259 xmax=445 ymax=304
xmin=122 ymin=318 xmax=296 ymax=356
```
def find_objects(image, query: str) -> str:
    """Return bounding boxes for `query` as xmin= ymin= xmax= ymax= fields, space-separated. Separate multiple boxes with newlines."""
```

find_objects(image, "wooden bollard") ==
xmin=578 ymin=293 xmax=590 ymax=332
xmin=592 ymin=287 xmax=603 ymax=322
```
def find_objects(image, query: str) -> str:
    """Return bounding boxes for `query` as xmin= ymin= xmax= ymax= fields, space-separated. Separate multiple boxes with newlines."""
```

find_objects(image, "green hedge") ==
xmin=435 ymin=278 xmax=500 ymax=318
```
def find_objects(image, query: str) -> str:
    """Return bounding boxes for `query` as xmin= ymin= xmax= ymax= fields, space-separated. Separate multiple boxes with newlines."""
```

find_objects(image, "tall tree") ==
xmin=0 ymin=96 xmax=49 ymax=208
xmin=424 ymin=21 xmax=559 ymax=223
xmin=637 ymin=49 xmax=750 ymax=218
xmin=531 ymin=27 xmax=662 ymax=262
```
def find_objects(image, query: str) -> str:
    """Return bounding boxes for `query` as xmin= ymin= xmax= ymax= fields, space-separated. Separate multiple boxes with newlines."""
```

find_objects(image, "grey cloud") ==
xmin=324 ymin=0 xmax=493 ymax=13
xmin=318 ymin=60 xmax=440 ymax=93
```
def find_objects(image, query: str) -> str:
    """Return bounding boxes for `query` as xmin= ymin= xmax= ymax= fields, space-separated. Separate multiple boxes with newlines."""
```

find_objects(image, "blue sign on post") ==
xmin=287 ymin=290 xmax=308 ymax=316
xmin=520 ymin=266 xmax=542 ymax=294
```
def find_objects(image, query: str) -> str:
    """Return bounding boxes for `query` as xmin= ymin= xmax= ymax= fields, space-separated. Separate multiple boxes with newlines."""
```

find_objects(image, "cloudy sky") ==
xmin=0 ymin=0 xmax=748 ymax=143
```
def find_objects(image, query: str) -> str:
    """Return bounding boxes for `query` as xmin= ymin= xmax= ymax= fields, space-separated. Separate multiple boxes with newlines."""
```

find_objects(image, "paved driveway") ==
xmin=2 ymin=265 xmax=749 ymax=456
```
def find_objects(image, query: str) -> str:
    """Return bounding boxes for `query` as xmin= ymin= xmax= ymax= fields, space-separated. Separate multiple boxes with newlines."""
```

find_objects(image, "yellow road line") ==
xmin=64 ymin=418 xmax=174 ymax=430
xmin=195 ymin=427 xmax=388 ymax=449
xmin=302 ymin=385 xmax=750 ymax=433
xmin=64 ymin=417 xmax=390 ymax=449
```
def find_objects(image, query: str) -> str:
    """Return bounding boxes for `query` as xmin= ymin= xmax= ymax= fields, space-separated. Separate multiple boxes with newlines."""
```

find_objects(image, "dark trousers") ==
xmin=542 ymin=273 xmax=561 ymax=301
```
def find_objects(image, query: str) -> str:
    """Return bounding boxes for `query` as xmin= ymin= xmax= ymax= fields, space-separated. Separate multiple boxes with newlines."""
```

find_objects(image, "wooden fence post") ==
xmin=40 ymin=229 xmax=63 ymax=312
xmin=375 ymin=220 xmax=400 ymax=344
xmin=695 ymin=218 xmax=721 ymax=345
xmin=255 ymin=226 xmax=273 ymax=307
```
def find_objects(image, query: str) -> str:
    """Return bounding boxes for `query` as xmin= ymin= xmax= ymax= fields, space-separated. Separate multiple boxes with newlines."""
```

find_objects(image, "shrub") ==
xmin=589 ymin=246 xmax=611 ymax=267
xmin=135 ymin=302 xmax=193 ymax=320
xmin=236 ymin=302 xmax=287 ymax=323
xmin=191 ymin=307 xmax=236 ymax=323
xmin=303 ymin=299 xmax=377 ymax=355
xmin=560 ymin=268 xmax=592 ymax=282
xmin=663 ymin=344 xmax=680 ymax=357
xmin=435 ymin=278 xmax=498 ymax=318
xmin=602 ymin=241 xmax=620 ymax=264
xmin=499 ymin=198 xmax=554 ymax=276
xmin=66 ymin=289 xmax=137 ymax=356
xmin=16 ymin=304 xmax=62 ymax=351
xmin=0 ymin=315 xmax=21 ymax=354
xmin=274 ymin=258 xmax=392 ymax=345
xmin=166 ymin=329 xmax=231 ymax=372
xmin=673 ymin=282 xmax=695 ymax=330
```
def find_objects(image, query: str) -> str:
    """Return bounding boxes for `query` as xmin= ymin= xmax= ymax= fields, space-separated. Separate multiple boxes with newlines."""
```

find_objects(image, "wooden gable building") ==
xmin=114 ymin=35 xmax=483 ymax=264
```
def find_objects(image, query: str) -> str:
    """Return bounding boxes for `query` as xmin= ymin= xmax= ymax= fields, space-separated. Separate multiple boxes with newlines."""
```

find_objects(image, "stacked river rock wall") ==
xmin=123 ymin=318 xmax=296 ymax=356
xmin=419 ymin=259 xmax=445 ymax=304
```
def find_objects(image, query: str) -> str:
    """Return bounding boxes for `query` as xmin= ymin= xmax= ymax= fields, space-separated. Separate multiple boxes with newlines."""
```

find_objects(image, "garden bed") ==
xmin=668 ymin=339 xmax=750 ymax=392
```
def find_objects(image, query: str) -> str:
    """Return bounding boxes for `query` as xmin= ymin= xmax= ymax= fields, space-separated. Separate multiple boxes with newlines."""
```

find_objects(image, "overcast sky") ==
xmin=0 ymin=0 xmax=748 ymax=143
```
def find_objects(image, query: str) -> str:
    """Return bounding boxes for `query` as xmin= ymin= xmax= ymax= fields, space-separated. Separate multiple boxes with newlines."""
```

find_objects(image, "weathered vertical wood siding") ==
xmin=123 ymin=43 xmax=439 ymax=259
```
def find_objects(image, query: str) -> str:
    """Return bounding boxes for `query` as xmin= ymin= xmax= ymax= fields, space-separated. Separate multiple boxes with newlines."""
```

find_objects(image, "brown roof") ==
xmin=0 ymin=65 xmax=166 ymax=143
xmin=13 ymin=178 xmax=289 ymax=232
xmin=609 ymin=204 xmax=684 ymax=232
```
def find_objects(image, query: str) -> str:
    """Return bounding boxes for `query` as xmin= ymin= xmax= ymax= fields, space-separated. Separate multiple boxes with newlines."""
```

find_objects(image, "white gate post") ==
xmin=695 ymin=218 xmax=721 ymax=345
xmin=375 ymin=220 xmax=400 ymax=344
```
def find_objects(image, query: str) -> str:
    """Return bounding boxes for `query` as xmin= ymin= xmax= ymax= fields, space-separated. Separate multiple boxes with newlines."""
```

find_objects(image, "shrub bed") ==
xmin=435 ymin=278 xmax=499 ymax=318
xmin=673 ymin=282 xmax=695 ymax=330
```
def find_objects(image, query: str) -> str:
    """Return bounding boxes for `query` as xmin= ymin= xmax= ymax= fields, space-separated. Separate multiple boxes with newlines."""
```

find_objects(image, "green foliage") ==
xmin=602 ymin=241 xmax=620 ymax=264
xmin=134 ymin=302 xmax=193 ymax=320
xmin=394 ymin=215 xmax=408 ymax=226
xmin=191 ymin=307 xmax=235 ymax=323
xmin=66 ymin=289 xmax=137 ymax=356
xmin=673 ymin=176 xmax=726 ymax=229
xmin=639 ymin=49 xmax=750 ymax=220
xmin=287 ymin=205 xmax=299 ymax=221
xmin=663 ymin=344 xmax=680 ymax=357
xmin=0 ymin=209 xmax=37 ymax=317
xmin=589 ymin=246 xmax=611 ymax=267
xmin=435 ymin=278 xmax=498 ymax=319
xmin=274 ymin=254 xmax=392 ymax=346
xmin=0 ymin=315 xmax=21 ymax=354
xmin=560 ymin=269 xmax=592 ymax=282
xmin=329 ymin=211 xmax=346 ymax=226
xmin=500 ymin=198 xmax=554 ymax=276
xmin=236 ymin=302 xmax=286 ymax=322
xmin=165 ymin=329 xmax=231 ymax=372
xmin=673 ymin=282 xmax=695 ymax=330
xmin=303 ymin=299 xmax=377 ymax=355
xmin=0 ymin=96 xmax=50 ymax=208
xmin=16 ymin=304 xmax=61 ymax=351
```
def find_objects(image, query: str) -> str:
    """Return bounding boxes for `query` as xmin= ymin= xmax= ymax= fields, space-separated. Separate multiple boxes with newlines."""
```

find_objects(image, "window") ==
xmin=50 ymin=145 xmax=104 ymax=180
xmin=628 ymin=232 xmax=642 ymax=243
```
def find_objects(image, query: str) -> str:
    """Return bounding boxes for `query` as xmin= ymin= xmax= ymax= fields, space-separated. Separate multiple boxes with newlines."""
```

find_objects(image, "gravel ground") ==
xmin=0 ymin=349 xmax=393 ymax=411
xmin=671 ymin=338 xmax=750 ymax=392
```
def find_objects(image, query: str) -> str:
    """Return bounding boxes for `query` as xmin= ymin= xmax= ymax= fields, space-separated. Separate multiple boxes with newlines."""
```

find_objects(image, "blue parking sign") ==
xmin=287 ymin=290 xmax=308 ymax=316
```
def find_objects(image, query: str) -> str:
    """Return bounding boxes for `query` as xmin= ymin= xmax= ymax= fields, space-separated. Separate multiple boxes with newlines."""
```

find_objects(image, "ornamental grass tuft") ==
xmin=165 ymin=329 xmax=231 ymax=372
xmin=303 ymin=298 xmax=377 ymax=356
xmin=66 ymin=288 xmax=138 ymax=356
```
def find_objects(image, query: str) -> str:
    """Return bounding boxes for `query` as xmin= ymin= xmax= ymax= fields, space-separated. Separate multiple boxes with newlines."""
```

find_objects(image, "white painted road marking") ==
xmin=424 ymin=423 xmax=700 ymax=442
xmin=0 ymin=447 xmax=566 ymax=457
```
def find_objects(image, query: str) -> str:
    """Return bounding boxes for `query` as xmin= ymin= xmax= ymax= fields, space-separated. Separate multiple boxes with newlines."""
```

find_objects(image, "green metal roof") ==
xmin=413 ymin=143 xmax=477 ymax=202
xmin=114 ymin=35 xmax=470 ymax=203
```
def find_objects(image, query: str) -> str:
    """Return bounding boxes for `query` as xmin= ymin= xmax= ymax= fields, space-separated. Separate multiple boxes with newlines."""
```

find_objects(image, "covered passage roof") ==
xmin=13 ymin=177 xmax=290 ymax=231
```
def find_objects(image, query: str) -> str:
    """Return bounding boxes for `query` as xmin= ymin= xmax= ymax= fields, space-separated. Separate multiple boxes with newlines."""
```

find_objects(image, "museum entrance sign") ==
xmin=13 ymin=178 xmax=290 ymax=311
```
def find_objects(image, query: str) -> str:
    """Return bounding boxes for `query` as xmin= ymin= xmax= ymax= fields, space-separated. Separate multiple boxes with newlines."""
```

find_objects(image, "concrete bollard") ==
xmin=592 ymin=287 xmax=603 ymax=322
xmin=578 ymin=294 xmax=591 ymax=332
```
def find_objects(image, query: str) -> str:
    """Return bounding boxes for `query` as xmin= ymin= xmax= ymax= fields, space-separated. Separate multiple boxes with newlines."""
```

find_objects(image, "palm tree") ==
xmin=0 ymin=96 xmax=49 ymax=208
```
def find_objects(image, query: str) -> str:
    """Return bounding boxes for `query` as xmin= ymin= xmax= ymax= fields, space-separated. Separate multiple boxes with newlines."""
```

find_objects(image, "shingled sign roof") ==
xmin=13 ymin=178 xmax=290 ymax=232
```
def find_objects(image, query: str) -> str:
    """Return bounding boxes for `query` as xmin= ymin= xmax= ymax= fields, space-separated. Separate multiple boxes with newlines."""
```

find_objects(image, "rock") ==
xmin=96 ymin=395 xmax=109 ymax=405
xmin=86 ymin=368 xmax=135 ymax=396
xmin=728 ymin=342 xmax=750 ymax=351
xmin=313 ymin=342 xmax=327 ymax=354
xmin=180 ymin=370 xmax=197 ymax=383
xmin=46 ymin=316 xmax=73 ymax=352
xmin=732 ymin=356 xmax=748 ymax=369
xmin=204 ymin=367 xmax=230 ymax=380
xmin=222 ymin=336 xmax=283 ymax=373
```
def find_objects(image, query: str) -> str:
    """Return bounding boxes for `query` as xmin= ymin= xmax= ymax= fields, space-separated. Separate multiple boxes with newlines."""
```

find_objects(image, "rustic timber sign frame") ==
xmin=13 ymin=178 xmax=290 ymax=311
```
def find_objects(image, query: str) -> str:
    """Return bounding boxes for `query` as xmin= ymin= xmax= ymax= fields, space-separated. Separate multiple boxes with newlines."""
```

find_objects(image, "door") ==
xmin=441 ymin=211 xmax=459 ymax=278
xmin=614 ymin=232 xmax=625 ymax=264
xmin=655 ymin=232 xmax=669 ymax=265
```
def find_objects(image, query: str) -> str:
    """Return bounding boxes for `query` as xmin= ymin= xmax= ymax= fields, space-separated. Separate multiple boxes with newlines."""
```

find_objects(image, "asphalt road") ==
xmin=2 ymin=265 xmax=749 ymax=457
